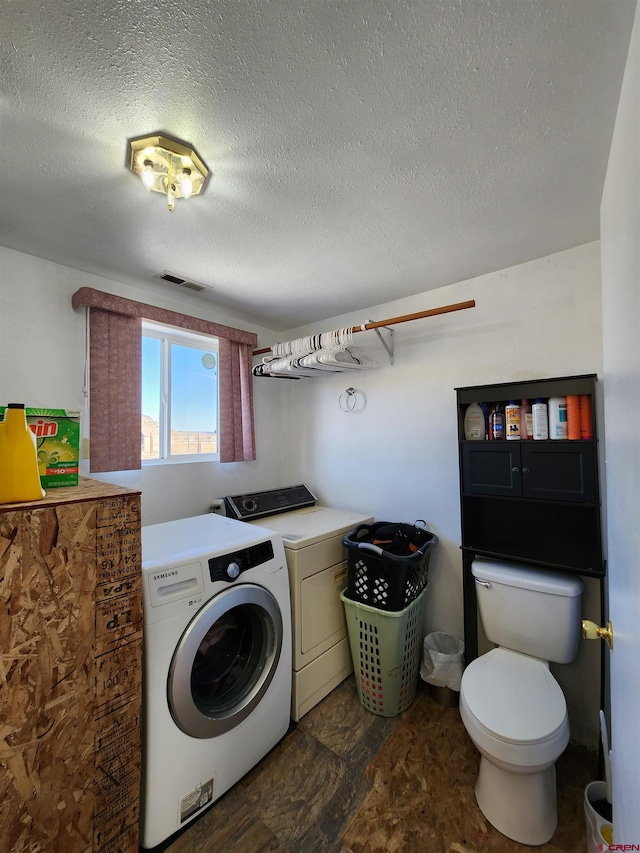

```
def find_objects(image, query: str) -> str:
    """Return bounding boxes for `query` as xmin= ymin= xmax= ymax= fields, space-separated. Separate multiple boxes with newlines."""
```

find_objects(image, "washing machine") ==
xmin=140 ymin=513 xmax=292 ymax=849
xmin=224 ymin=485 xmax=373 ymax=721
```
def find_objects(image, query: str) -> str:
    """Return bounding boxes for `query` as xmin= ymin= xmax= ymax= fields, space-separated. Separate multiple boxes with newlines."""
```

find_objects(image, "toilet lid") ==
xmin=461 ymin=648 xmax=566 ymax=744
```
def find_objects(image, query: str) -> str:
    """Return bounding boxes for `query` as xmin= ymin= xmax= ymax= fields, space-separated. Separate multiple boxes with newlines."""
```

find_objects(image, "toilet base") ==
xmin=475 ymin=755 xmax=558 ymax=845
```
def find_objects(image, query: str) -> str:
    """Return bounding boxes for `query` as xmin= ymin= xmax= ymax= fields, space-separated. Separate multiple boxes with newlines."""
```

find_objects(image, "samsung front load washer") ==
xmin=140 ymin=513 xmax=292 ymax=849
xmin=224 ymin=485 xmax=373 ymax=721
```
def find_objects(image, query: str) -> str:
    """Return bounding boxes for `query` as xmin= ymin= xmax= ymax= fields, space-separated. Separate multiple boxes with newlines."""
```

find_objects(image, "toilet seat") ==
xmin=462 ymin=648 xmax=566 ymax=743
xmin=460 ymin=648 xmax=569 ymax=768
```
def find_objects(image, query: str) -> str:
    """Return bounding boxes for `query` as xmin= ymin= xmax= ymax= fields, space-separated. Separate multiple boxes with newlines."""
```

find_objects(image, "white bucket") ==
xmin=584 ymin=781 xmax=613 ymax=853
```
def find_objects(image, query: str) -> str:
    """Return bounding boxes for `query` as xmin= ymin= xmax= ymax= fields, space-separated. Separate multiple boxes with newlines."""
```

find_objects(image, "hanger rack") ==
xmin=252 ymin=299 xmax=475 ymax=356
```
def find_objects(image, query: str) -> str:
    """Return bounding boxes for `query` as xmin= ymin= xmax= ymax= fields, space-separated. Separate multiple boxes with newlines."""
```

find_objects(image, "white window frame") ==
xmin=142 ymin=321 xmax=220 ymax=465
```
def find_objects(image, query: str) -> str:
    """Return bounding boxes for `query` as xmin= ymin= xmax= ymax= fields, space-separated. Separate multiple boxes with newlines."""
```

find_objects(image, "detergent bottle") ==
xmin=464 ymin=402 xmax=485 ymax=440
xmin=548 ymin=396 xmax=568 ymax=440
xmin=0 ymin=403 xmax=46 ymax=503
xmin=505 ymin=401 xmax=521 ymax=440
xmin=532 ymin=399 xmax=549 ymax=441
xmin=490 ymin=403 xmax=505 ymax=440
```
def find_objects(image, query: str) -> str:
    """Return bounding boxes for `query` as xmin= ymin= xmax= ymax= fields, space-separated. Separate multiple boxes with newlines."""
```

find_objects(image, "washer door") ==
xmin=168 ymin=583 xmax=284 ymax=738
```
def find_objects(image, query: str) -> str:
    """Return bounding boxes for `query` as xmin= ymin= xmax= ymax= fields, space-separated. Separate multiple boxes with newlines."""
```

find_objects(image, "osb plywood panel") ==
xmin=0 ymin=477 xmax=140 ymax=512
xmin=0 ymin=484 xmax=141 ymax=853
xmin=93 ymin=494 xmax=142 ymax=853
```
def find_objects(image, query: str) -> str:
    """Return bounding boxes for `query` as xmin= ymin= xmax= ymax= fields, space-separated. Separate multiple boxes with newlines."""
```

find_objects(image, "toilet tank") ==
xmin=472 ymin=558 xmax=584 ymax=664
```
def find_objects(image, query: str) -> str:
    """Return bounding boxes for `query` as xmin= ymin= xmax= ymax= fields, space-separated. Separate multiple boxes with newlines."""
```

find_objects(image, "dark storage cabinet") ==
xmin=456 ymin=374 xmax=604 ymax=661
xmin=462 ymin=440 xmax=596 ymax=502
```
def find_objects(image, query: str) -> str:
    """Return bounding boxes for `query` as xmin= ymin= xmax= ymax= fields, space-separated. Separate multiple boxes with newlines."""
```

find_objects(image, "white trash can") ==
xmin=420 ymin=632 xmax=464 ymax=706
xmin=584 ymin=781 xmax=613 ymax=853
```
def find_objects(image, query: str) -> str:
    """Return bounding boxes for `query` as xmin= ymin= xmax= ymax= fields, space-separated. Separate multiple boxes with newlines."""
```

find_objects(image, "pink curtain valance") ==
xmin=72 ymin=287 xmax=257 ymax=347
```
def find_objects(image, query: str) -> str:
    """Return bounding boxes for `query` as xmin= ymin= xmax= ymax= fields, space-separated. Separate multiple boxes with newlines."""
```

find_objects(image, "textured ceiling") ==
xmin=1 ymin=0 xmax=636 ymax=330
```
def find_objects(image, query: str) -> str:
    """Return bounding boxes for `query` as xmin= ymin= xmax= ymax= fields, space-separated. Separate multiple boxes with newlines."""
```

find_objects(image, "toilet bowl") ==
xmin=460 ymin=647 xmax=570 ymax=845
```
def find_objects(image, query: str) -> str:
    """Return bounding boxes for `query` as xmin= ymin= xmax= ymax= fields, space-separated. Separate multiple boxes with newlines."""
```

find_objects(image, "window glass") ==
xmin=169 ymin=342 xmax=218 ymax=456
xmin=142 ymin=323 xmax=218 ymax=463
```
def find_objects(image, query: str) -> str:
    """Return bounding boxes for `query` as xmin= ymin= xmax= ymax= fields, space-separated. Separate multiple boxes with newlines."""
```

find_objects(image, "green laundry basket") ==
xmin=340 ymin=587 xmax=427 ymax=717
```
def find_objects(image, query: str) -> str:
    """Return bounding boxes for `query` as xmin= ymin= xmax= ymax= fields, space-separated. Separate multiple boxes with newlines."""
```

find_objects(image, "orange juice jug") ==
xmin=0 ymin=403 xmax=46 ymax=503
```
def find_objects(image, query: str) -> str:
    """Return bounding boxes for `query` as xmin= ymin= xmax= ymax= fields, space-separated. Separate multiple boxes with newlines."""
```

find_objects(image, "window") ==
xmin=142 ymin=322 xmax=219 ymax=463
xmin=72 ymin=287 xmax=256 ymax=471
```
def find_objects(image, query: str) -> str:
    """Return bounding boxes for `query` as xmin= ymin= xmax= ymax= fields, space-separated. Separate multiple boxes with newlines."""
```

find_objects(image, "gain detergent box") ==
xmin=0 ymin=407 xmax=81 ymax=488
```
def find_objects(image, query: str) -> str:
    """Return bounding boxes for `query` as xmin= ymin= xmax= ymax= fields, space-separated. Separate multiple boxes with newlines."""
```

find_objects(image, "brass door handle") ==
xmin=582 ymin=619 xmax=614 ymax=650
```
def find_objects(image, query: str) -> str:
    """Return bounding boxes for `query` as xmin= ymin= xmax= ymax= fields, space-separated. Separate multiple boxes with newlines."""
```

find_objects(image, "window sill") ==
xmin=142 ymin=454 xmax=220 ymax=466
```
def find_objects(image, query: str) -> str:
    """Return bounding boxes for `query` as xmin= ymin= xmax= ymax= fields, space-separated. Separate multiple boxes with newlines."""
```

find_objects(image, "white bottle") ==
xmin=520 ymin=399 xmax=533 ymax=440
xmin=532 ymin=399 xmax=549 ymax=440
xmin=548 ymin=396 xmax=568 ymax=440
xmin=464 ymin=402 xmax=485 ymax=441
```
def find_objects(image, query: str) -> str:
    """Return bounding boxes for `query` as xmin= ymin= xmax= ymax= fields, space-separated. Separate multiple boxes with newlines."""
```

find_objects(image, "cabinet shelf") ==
xmin=460 ymin=438 xmax=596 ymax=446
xmin=460 ymin=545 xmax=605 ymax=578
xmin=457 ymin=373 xmax=597 ymax=442
xmin=456 ymin=373 xmax=597 ymax=406
xmin=461 ymin=494 xmax=603 ymax=574
xmin=456 ymin=374 xmax=604 ymax=661
xmin=460 ymin=490 xmax=597 ymax=508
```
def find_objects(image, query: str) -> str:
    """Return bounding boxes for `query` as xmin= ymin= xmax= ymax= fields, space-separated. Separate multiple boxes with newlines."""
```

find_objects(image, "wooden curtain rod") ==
xmin=252 ymin=299 xmax=476 ymax=355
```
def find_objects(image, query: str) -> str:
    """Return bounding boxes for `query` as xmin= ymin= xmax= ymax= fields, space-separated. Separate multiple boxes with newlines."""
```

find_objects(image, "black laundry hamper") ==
xmin=343 ymin=521 xmax=438 ymax=612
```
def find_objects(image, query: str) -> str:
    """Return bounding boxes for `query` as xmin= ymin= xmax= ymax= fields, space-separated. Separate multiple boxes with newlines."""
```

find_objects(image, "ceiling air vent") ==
xmin=154 ymin=272 xmax=207 ymax=293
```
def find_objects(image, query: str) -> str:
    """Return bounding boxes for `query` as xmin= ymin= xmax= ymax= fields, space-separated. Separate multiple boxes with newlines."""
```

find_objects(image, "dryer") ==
xmin=140 ymin=513 xmax=291 ymax=849
xmin=224 ymin=485 xmax=372 ymax=721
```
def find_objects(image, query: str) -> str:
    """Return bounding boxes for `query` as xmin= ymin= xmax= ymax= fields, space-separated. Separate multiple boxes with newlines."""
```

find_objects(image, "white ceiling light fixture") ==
xmin=126 ymin=133 xmax=210 ymax=212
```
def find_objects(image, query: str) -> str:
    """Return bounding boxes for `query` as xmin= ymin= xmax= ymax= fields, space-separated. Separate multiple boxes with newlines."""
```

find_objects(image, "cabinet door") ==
xmin=462 ymin=441 xmax=597 ymax=503
xmin=461 ymin=442 xmax=522 ymax=496
xmin=520 ymin=442 xmax=596 ymax=502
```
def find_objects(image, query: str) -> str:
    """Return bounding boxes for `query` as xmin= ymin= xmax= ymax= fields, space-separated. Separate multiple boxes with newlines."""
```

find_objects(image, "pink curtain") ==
xmin=88 ymin=308 xmax=142 ymax=472
xmin=72 ymin=288 xmax=257 ymax=471
xmin=218 ymin=339 xmax=256 ymax=462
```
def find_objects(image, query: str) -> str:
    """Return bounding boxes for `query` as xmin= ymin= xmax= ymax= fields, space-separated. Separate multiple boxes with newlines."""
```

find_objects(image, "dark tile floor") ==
xmin=160 ymin=677 xmax=596 ymax=853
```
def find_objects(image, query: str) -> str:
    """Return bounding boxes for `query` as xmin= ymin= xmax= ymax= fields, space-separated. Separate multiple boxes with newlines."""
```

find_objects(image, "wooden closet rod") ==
xmin=252 ymin=299 xmax=476 ymax=355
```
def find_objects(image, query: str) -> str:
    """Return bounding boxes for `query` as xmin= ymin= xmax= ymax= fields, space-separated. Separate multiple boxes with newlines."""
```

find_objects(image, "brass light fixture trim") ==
xmin=126 ymin=133 xmax=210 ymax=212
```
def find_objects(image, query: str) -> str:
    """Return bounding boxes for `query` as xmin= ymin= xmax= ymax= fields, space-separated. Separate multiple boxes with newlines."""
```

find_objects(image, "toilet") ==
xmin=459 ymin=558 xmax=584 ymax=846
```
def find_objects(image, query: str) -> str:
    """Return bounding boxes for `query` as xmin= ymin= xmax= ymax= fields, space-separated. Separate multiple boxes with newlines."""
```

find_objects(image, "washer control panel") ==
xmin=208 ymin=540 xmax=275 ymax=582
xmin=224 ymin=484 xmax=316 ymax=521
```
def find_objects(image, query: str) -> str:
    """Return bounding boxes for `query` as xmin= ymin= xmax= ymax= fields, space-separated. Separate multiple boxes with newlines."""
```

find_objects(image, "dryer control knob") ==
xmin=226 ymin=561 xmax=241 ymax=579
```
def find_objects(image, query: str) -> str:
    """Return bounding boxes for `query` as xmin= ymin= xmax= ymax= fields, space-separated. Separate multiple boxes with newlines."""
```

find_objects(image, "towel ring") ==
xmin=339 ymin=387 xmax=358 ymax=413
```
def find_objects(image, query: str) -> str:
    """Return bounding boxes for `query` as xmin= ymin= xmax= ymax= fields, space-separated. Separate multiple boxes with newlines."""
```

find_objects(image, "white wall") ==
xmin=281 ymin=241 xmax=604 ymax=745
xmin=0 ymin=247 xmax=288 ymax=525
xmin=600 ymin=1 xmax=640 ymax=838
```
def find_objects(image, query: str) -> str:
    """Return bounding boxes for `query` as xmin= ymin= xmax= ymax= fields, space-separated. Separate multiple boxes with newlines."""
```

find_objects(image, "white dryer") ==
xmin=140 ymin=513 xmax=292 ymax=849
xmin=224 ymin=486 xmax=372 ymax=721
